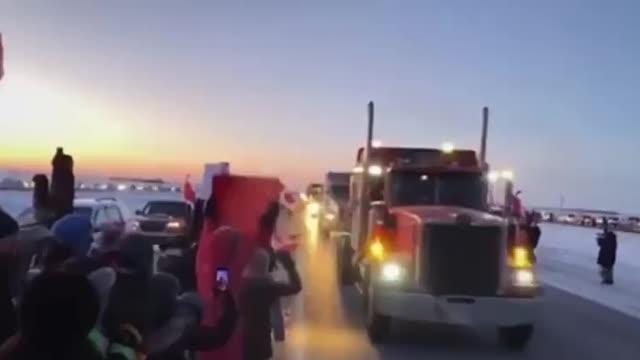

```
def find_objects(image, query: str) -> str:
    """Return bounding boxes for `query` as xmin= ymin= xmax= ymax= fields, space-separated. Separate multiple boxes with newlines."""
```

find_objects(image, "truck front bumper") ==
xmin=374 ymin=287 xmax=540 ymax=327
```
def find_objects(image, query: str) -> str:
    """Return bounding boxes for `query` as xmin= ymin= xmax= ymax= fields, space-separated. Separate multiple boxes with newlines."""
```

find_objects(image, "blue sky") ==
xmin=1 ymin=0 xmax=639 ymax=212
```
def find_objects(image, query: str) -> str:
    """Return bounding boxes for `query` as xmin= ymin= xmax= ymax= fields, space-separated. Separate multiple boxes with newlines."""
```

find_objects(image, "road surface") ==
xmin=275 ymin=216 xmax=640 ymax=359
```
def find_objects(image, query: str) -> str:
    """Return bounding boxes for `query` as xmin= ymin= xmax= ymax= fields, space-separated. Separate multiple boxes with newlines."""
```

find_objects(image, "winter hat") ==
xmin=279 ymin=191 xmax=302 ymax=212
xmin=52 ymin=214 xmax=93 ymax=258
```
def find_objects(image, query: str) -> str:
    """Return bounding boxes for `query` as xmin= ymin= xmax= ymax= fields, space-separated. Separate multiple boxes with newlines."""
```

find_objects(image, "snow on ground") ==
xmin=538 ymin=223 xmax=640 ymax=319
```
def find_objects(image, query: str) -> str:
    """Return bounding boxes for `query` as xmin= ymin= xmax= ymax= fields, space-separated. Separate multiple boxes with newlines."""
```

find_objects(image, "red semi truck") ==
xmin=337 ymin=103 xmax=540 ymax=349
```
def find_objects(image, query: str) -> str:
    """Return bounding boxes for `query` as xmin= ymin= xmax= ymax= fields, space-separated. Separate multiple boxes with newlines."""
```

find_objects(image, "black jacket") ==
xmin=597 ymin=231 xmax=617 ymax=269
xmin=0 ymin=257 xmax=17 ymax=345
xmin=145 ymin=292 xmax=237 ymax=360
xmin=239 ymin=255 xmax=301 ymax=360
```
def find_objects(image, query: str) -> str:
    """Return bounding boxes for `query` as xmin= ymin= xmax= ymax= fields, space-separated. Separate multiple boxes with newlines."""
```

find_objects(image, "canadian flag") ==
xmin=0 ymin=33 xmax=4 ymax=82
xmin=183 ymin=174 xmax=196 ymax=204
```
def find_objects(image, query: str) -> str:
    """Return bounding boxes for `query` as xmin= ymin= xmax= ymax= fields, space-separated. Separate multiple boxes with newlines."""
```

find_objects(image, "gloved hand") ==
xmin=177 ymin=292 xmax=205 ymax=321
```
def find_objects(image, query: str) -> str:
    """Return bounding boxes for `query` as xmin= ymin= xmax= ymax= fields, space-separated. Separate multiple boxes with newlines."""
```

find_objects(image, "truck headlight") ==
xmin=167 ymin=221 xmax=182 ymax=229
xmin=325 ymin=213 xmax=335 ymax=221
xmin=513 ymin=269 xmax=536 ymax=287
xmin=369 ymin=241 xmax=385 ymax=261
xmin=308 ymin=202 xmax=320 ymax=214
xmin=381 ymin=262 xmax=403 ymax=282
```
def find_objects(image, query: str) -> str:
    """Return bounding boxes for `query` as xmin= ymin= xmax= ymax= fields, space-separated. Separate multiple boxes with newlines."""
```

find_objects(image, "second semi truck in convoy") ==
xmin=336 ymin=103 xmax=540 ymax=349
xmin=318 ymin=172 xmax=351 ymax=237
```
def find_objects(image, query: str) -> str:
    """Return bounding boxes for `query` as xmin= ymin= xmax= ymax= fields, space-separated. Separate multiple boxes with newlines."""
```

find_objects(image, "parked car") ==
xmin=17 ymin=197 xmax=131 ymax=234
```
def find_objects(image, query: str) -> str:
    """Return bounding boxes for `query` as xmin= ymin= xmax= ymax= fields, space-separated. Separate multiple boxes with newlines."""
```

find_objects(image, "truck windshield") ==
xmin=390 ymin=171 xmax=485 ymax=210
xmin=143 ymin=201 xmax=190 ymax=218
xmin=330 ymin=185 xmax=349 ymax=202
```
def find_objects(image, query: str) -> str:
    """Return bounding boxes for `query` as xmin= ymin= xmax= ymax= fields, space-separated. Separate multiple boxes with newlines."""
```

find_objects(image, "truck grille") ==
xmin=421 ymin=224 xmax=501 ymax=296
xmin=139 ymin=221 xmax=167 ymax=232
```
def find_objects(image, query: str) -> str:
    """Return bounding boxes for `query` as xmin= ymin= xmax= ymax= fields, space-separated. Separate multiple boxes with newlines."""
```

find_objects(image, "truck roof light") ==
xmin=441 ymin=142 xmax=455 ymax=153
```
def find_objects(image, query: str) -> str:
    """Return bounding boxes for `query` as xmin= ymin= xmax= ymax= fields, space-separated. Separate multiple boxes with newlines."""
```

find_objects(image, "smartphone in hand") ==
xmin=215 ymin=267 xmax=229 ymax=291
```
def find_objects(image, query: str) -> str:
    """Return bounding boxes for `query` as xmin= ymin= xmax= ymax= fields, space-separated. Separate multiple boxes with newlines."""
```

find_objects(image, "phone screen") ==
xmin=215 ymin=267 xmax=229 ymax=291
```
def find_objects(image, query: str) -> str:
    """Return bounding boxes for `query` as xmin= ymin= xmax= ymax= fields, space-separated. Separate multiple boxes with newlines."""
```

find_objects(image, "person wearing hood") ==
xmin=0 ymin=208 xmax=19 ymax=346
xmin=144 ymin=273 xmax=237 ymax=360
xmin=239 ymin=248 xmax=302 ymax=360
xmin=0 ymin=271 xmax=103 ymax=360
xmin=597 ymin=219 xmax=617 ymax=285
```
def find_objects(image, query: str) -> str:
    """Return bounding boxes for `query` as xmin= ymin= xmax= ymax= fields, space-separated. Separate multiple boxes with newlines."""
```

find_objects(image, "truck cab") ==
xmin=338 ymin=146 xmax=540 ymax=349
xmin=319 ymin=172 xmax=351 ymax=237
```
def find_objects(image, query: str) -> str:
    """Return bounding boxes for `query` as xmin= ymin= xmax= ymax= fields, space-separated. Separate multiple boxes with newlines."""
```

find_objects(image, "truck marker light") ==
xmin=325 ymin=213 xmax=335 ymax=221
xmin=512 ymin=246 xmax=532 ymax=268
xmin=381 ymin=262 xmax=402 ymax=282
xmin=369 ymin=241 xmax=385 ymax=261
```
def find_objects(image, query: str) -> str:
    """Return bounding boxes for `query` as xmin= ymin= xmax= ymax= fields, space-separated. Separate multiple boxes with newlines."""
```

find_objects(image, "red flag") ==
xmin=0 ymin=33 xmax=4 ymax=82
xmin=183 ymin=175 xmax=196 ymax=204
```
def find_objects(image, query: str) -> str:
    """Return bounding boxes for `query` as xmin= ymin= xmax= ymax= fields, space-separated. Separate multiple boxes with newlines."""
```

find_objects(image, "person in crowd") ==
xmin=0 ymin=208 xmax=18 ymax=346
xmin=0 ymin=272 xmax=103 ymax=359
xmin=240 ymin=248 xmax=302 ymax=360
xmin=525 ymin=212 xmax=541 ymax=263
xmin=31 ymin=174 xmax=54 ymax=227
xmin=51 ymin=214 xmax=93 ymax=258
xmin=144 ymin=273 xmax=237 ymax=360
xmin=597 ymin=219 xmax=617 ymax=285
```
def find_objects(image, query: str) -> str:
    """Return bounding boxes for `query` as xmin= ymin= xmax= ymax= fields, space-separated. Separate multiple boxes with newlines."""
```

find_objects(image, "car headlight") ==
xmin=513 ymin=269 xmax=536 ymax=287
xmin=166 ymin=221 xmax=182 ymax=229
xmin=130 ymin=221 xmax=140 ymax=231
xmin=381 ymin=262 xmax=403 ymax=282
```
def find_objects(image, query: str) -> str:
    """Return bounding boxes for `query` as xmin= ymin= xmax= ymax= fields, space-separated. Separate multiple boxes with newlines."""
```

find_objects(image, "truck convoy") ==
xmin=318 ymin=172 xmax=351 ymax=237
xmin=336 ymin=103 xmax=540 ymax=349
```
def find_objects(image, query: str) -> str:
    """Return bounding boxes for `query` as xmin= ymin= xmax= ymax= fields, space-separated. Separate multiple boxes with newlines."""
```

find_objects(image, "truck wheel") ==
xmin=498 ymin=324 xmax=534 ymax=350
xmin=366 ymin=284 xmax=391 ymax=343
xmin=336 ymin=238 xmax=354 ymax=285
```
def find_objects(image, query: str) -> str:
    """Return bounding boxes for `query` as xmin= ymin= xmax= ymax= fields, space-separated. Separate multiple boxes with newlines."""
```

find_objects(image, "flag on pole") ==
xmin=0 ymin=33 xmax=4 ymax=81
xmin=183 ymin=175 xmax=196 ymax=204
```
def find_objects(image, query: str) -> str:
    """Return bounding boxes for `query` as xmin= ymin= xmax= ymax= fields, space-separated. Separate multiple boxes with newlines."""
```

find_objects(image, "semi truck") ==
xmin=336 ymin=103 xmax=540 ymax=349
xmin=318 ymin=172 xmax=351 ymax=237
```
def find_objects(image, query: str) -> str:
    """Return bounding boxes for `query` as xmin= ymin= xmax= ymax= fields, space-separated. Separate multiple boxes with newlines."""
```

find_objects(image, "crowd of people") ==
xmin=0 ymin=185 xmax=303 ymax=360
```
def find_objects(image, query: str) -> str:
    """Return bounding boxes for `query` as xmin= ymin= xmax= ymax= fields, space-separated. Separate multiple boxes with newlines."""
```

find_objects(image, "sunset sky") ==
xmin=1 ymin=1 xmax=639 ymax=211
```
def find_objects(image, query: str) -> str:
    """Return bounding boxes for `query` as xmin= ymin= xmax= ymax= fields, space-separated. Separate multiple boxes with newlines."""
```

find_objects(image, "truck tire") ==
xmin=366 ymin=283 xmax=391 ymax=343
xmin=336 ymin=238 xmax=354 ymax=285
xmin=498 ymin=324 xmax=534 ymax=350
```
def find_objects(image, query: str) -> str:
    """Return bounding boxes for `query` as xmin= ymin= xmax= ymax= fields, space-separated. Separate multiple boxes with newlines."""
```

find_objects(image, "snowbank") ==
xmin=538 ymin=223 xmax=640 ymax=319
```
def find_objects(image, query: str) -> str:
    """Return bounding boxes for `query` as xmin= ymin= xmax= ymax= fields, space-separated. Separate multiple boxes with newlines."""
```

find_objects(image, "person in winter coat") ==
xmin=0 ymin=208 xmax=18 ymax=346
xmin=0 ymin=272 xmax=103 ymax=360
xmin=597 ymin=219 xmax=617 ymax=285
xmin=144 ymin=273 xmax=238 ymax=360
xmin=525 ymin=212 xmax=541 ymax=263
xmin=239 ymin=248 xmax=302 ymax=360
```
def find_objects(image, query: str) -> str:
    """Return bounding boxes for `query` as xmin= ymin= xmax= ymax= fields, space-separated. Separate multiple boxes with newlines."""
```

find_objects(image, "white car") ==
xmin=18 ymin=197 xmax=132 ymax=233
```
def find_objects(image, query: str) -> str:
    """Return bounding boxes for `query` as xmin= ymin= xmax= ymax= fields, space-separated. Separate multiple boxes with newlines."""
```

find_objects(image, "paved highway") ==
xmin=275 ymin=217 xmax=640 ymax=359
